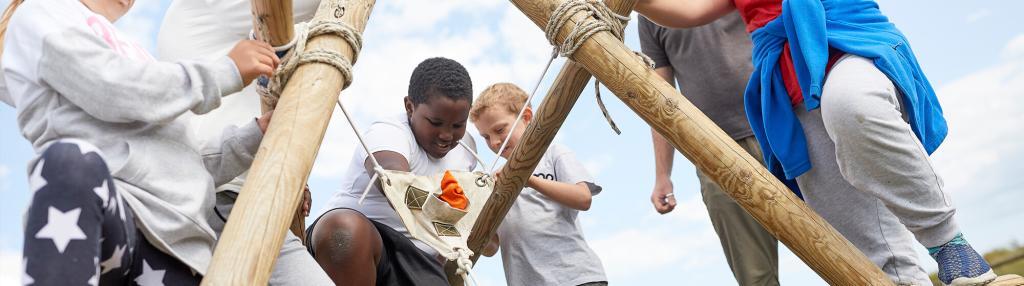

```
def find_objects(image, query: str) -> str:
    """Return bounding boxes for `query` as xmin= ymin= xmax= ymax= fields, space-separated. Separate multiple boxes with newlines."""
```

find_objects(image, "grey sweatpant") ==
xmin=696 ymin=137 xmax=780 ymax=286
xmin=211 ymin=191 xmax=333 ymax=286
xmin=793 ymin=54 xmax=959 ymax=285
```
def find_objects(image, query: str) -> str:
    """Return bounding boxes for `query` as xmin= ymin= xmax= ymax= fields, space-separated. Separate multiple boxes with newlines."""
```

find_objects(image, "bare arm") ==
xmin=634 ymin=0 xmax=735 ymax=28
xmin=527 ymin=177 xmax=594 ymax=211
xmin=363 ymin=151 xmax=411 ymax=195
xmin=651 ymin=66 xmax=678 ymax=214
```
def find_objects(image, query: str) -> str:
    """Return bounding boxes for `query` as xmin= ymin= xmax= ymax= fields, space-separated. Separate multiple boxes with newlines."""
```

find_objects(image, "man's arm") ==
xmin=651 ymin=66 xmax=678 ymax=214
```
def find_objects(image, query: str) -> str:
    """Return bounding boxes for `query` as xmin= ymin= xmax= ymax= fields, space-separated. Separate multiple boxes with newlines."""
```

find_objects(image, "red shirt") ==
xmin=734 ymin=0 xmax=843 ymax=106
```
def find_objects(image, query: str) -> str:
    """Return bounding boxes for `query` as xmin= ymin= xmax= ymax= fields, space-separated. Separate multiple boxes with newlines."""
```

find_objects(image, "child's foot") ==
xmin=929 ymin=233 xmax=997 ymax=286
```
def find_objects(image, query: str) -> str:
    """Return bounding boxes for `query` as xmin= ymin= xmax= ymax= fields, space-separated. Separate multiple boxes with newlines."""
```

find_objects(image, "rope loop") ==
xmin=542 ymin=0 xmax=657 ymax=135
xmin=544 ymin=0 xmax=629 ymax=57
xmin=258 ymin=19 xmax=364 ymax=109
xmin=453 ymin=247 xmax=479 ymax=286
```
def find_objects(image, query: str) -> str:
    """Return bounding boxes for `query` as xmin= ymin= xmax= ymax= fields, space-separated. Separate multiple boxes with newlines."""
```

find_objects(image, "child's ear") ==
xmin=522 ymin=106 xmax=534 ymax=124
xmin=404 ymin=96 xmax=414 ymax=116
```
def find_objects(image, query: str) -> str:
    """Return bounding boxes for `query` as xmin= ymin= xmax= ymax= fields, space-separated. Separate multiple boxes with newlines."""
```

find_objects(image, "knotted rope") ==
xmin=544 ymin=0 xmax=655 ymax=135
xmin=454 ymin=247 xmax=480 ymax=286
xmin=258 ymin=19 xmax=363 ymax=109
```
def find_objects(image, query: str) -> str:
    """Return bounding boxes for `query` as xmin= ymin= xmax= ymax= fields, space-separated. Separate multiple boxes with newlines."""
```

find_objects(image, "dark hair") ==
xmin=407 ymin=57 xmax=473 ymax=105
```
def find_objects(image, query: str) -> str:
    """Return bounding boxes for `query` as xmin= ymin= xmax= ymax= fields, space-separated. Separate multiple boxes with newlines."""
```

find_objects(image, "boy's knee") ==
xmin=35 ymin=140 xmax=110 ymax=190
xmin=312 ymin=209 xmax=380 ymax=264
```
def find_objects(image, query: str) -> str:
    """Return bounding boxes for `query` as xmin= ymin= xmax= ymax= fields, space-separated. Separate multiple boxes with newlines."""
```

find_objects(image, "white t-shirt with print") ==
xmin=320 ymin=113 xmax=478 ymax=256
xmin=496 ymin=143 xmax=607 ymax=286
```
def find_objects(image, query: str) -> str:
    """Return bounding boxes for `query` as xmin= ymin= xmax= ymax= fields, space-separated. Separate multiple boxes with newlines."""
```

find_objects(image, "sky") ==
xmin=1 ymin=0 xmax=1023 ymax=285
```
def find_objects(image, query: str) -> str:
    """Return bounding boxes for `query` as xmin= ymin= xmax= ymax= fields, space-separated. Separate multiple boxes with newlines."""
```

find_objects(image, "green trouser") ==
xmin=695 ymin=136 xmax=780 ymax=286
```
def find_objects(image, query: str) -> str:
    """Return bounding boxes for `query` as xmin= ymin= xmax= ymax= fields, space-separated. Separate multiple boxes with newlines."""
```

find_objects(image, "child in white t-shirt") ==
xmin=306 ymin=57 xmax=478 ymax=285
xmin=471 ymin=83 xmax=607 ymax=286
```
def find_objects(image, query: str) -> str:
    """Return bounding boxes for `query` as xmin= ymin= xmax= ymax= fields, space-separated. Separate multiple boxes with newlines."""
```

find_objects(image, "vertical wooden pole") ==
xmin=251 ymin=0 xmax=295 ymax=47
xmin=251 ymin=0 xmax=306 ymax=242
xmin=502 ymin=0 xmax=894 ymax=284
xmin=201 ymin=0 xmax=375 ymax=284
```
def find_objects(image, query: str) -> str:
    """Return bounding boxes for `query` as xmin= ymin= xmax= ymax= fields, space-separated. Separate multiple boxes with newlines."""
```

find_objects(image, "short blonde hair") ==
xmin=470 ymin=83 xmax=529 ymax=122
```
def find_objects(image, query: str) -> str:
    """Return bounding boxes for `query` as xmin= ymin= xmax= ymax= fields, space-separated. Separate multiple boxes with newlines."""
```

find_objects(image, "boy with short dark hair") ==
xmin=306 ymin=57 xmax=478 ymax=286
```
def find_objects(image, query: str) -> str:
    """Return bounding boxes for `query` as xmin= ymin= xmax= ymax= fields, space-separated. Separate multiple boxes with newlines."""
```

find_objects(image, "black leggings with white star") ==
xmin=22 ymin=140 xmax=200 ymax=286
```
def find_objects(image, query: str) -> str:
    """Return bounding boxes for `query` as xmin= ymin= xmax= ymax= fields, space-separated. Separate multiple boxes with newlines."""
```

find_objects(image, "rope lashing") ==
xmin=454 ymin=247 xmax=480 ymax=286
xmin=258 ymin=19 xmax=364 ymax=109
xmin=544 ymin=0 xmax=629 ymax=57
xmin=544 ymin=0 xmax=655 ymax=135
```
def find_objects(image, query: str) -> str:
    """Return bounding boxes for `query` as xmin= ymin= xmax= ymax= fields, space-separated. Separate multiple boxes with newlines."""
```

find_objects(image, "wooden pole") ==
xmin=202 ymin=0 xmax=374 ymax=284
xmin=250 ymin=0 xmax=308 ymax=245
xmin=445 ymin=2 xmax=634 ymax=284
xmin=445 ymin=61 xmax=596 ymax=285
xmin=505 ymin=0 xmax=894 ymax=285
xmin=251 ymin=0 xmax=295 ymax=47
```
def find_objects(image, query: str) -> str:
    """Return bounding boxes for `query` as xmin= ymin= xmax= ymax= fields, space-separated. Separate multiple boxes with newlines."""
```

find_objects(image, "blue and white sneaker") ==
xmin=930 ymin=234 xmax=997 ymax=286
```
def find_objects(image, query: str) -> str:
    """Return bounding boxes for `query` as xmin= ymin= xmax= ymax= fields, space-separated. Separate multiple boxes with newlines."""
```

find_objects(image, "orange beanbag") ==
xmin=439 ymin=170 xmax=469 ymax=210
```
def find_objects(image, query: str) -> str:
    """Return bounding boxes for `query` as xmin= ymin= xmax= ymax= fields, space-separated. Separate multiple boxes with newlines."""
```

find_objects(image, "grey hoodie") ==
xmin=2 ymin=0 xmax=260 ymax=273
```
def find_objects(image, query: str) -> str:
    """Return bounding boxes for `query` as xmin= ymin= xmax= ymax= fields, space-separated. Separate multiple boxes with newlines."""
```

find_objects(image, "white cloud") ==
xmin=930 ymin=34 xmax=1024 ymax=195
xmin=0 ymin=164 xmax=8 ymax=193
xmin=581 ymin=154 xmax=613 ymax=177
xmin=116 ymin=0 xmax=169 ymax=53
xmin=308 ymin=0 xmax=554 ymax=178
xmin=1001 ymin=34 xmax=1024 ymax=60
xmin=965 ymin=8 xmax=991 ymax=23
xmin=589 ymin=227 xmax=721 ymax=280
xmin=0 ymin=249 xmax=21 ymax=286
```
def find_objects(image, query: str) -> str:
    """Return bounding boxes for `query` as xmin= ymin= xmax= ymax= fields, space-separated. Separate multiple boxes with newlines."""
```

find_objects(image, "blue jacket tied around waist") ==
xmin=744 ymin=0 xmax=947 ymax=185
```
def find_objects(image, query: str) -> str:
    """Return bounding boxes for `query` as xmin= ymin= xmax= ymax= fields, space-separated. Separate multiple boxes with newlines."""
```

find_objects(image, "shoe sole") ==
xmin=945 ymin=270 xmax=997 ymax=286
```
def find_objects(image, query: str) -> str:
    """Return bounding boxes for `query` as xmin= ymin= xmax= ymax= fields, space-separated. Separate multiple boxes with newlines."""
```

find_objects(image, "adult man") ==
xmin=639 ymin=13 xmax=780 ymax=286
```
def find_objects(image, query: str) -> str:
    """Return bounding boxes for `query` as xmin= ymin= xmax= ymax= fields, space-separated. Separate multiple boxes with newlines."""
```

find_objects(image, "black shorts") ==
xmin=306 ymin=208 xmax=448 ymax=286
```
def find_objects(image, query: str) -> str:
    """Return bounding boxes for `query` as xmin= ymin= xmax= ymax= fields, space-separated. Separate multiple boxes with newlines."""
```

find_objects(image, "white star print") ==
xmin=22 ymin=259 xmax=34 ymax=285
xmin=94 ymin=180 xmax=110 ymax=208
xmin=135 ymin=261 xmax=166 ymax=286
xmin=100 ymin=244 xmax=126 ymax=274
xmin=35 ymin=207 xmax=87 ymax=253
xmin=29 ymin=158 xmax=46 ymax=193
xmin=88 ymin=257 xmax=99 ymax=286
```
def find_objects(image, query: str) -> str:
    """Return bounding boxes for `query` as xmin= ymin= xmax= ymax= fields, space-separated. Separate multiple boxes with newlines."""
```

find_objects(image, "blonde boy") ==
xmin=471 ymin=83 xmax=607 ymax=286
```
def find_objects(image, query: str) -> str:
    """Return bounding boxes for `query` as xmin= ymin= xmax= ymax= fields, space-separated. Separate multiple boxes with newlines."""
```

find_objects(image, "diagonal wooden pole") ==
xmin=445 ymin=2 xmax=633 ymax=284
xmin=498 ymin=0 xmax=894 ymax=285
xmin=250 ymin=0 xmax=308 ymax=244
xmin=202 ymin=0 xmax=375 ymax=284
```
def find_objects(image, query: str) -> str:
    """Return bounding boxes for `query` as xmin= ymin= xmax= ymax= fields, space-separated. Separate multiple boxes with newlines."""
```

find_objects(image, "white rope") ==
xmin=335 ymin=99 xmax=388 ymax=205
xmin=258 ymin=19 xmax=363 ymax=109
xmin=487 ymin=50 xmax=558 ymax=174
xmin=458 ymin=141 xmax=487 ymax=169
xmin=454 ymin=247 xmax=480 ymax=286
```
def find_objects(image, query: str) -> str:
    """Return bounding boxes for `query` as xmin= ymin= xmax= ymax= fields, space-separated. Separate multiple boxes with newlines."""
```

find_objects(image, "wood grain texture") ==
xmin=445 ymin=61 xmax=596 ymax=285
xmin=506 ymin=0 xmax=894 ymax=284
xmin=251 ymin=0 xmax=295 ymax=47
xmin=201 ymin=0 xmax=374 ymax=284
xmin=992 ymin=274 xmax=1024 ymax=286
xmin=445 ymin=1 xmax=636 ymax=285
xmin=252 ymin=0 xmax=296 ymax=114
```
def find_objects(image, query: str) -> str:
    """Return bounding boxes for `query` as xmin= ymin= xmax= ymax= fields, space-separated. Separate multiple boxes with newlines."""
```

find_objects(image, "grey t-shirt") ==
xmin=638 ymin=13 xmax=754 ymax=140
xmin=496 ymin=143 xmax=606 ymax=286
